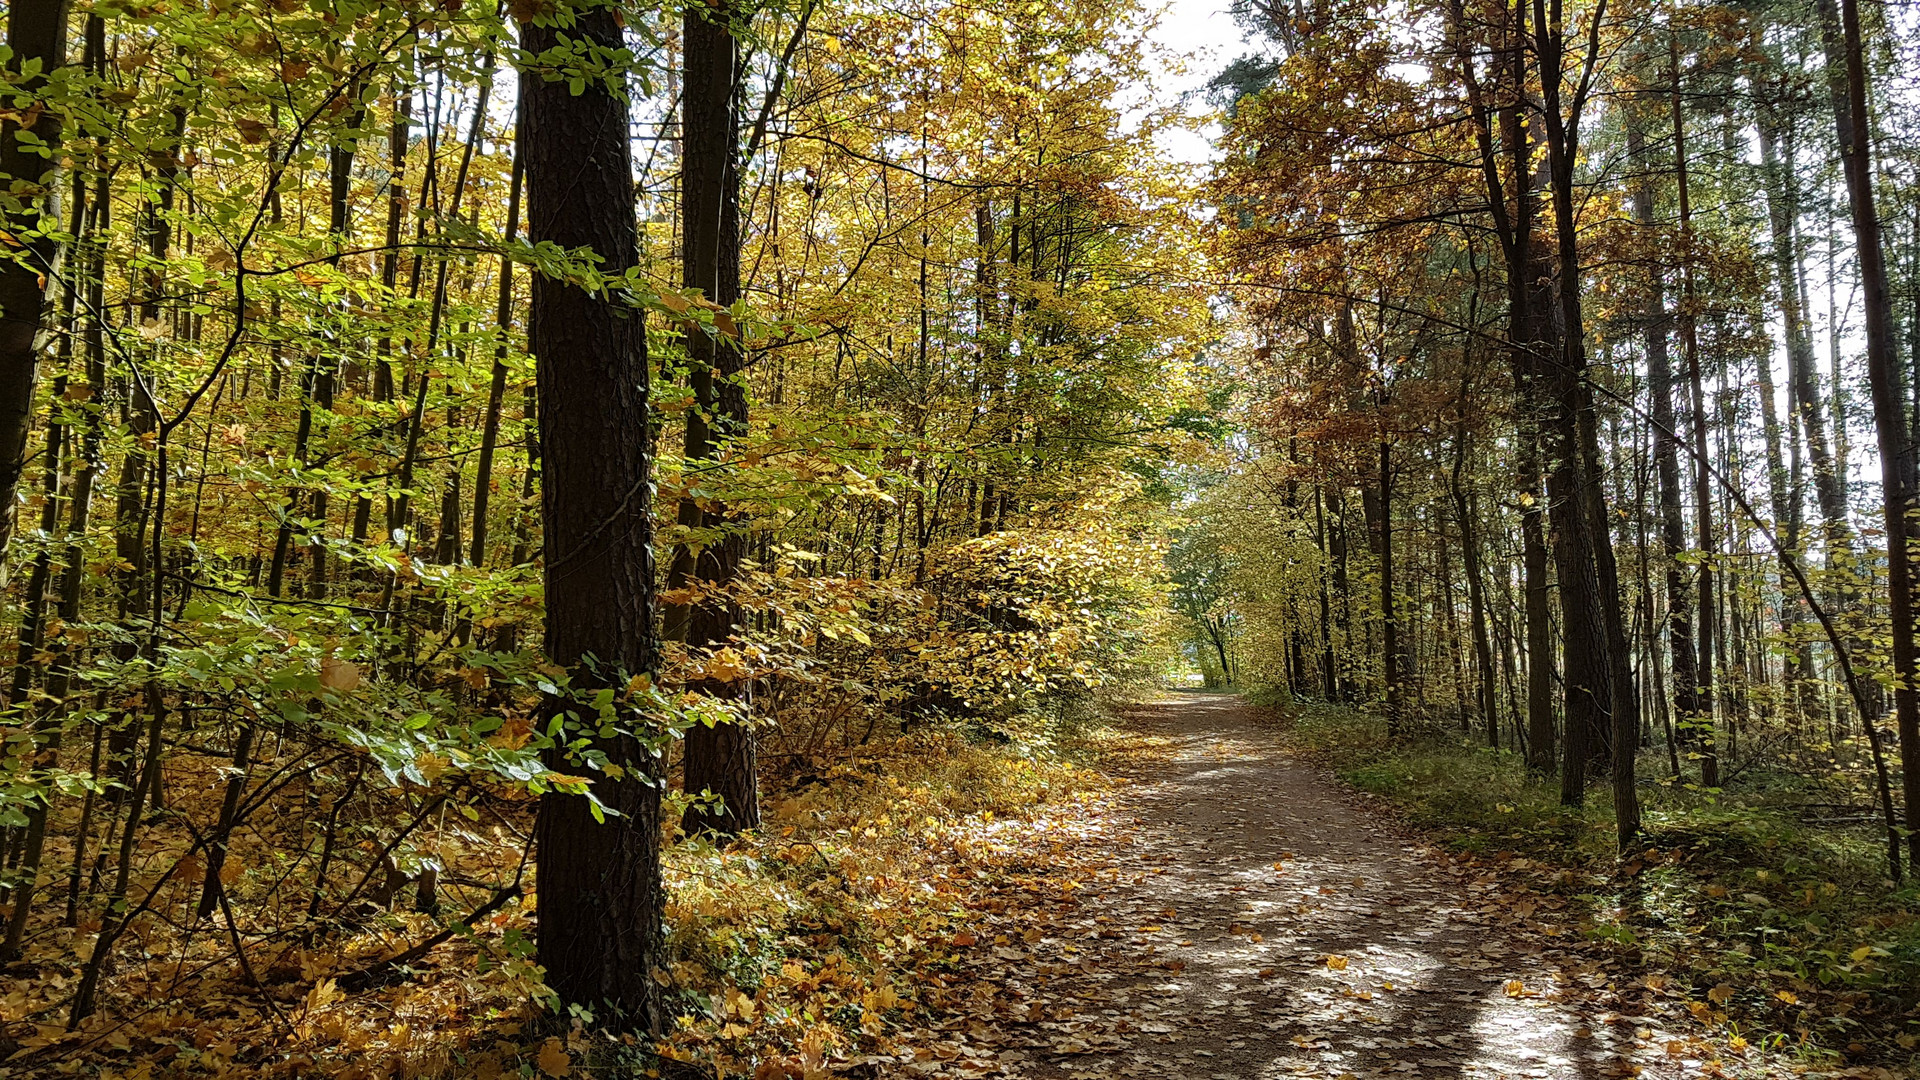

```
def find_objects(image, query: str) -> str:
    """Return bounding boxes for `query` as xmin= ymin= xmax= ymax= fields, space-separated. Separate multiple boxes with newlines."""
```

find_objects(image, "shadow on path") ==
xmin=986 ymin=693 xmax=1726 ymax=1080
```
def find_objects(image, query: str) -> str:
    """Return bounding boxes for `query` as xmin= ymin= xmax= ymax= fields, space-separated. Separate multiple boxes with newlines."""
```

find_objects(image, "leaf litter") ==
xmin=12 ymin=695 xmax=1905 ymax=1080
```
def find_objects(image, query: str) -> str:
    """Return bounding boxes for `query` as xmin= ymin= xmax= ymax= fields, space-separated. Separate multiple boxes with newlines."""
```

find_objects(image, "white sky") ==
xmin=1140 ymin=0 xmax=1254 ymax=164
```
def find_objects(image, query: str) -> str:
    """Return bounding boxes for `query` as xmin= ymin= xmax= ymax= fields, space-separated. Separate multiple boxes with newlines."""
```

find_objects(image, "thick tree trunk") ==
xmin=1534 ymin=0 xmax=1638 ymax=839
xmin=0 ymin=0 xmax=71 ymax=576
xmin=520 ymin=4 xmax=665 ymax=1028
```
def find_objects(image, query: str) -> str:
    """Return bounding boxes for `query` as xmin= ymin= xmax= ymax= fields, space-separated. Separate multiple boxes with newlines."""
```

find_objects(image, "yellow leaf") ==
xmin=1325 ymin=955 xmax=1348 ymax=971
xmin=536 ymin=1037 xmax=570 ymax=1077
xmin=305 ymin=977 xmax=340 ymax=1013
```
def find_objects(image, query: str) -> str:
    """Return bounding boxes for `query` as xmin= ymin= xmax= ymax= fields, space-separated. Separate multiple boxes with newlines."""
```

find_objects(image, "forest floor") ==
xmin=954 ymin=691 xmax=1841 ymax=1080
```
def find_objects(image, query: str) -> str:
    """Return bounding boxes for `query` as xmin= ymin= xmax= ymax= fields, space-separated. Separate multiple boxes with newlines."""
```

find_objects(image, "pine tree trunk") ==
xmin=0 ymin=0 xmax=71 ymax=578
xmin=521 ymin=3 xmax=666 ymax=1026
xmin=1823 ymin=0 xmax=1918 ymax=875
xmin=676 ymin=0 xmax=759 ymax=837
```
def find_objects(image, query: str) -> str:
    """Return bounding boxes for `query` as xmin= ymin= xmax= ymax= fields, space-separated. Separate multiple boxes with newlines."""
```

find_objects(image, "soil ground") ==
xmin=962 ymin=692 xmax=1793 ymax=1080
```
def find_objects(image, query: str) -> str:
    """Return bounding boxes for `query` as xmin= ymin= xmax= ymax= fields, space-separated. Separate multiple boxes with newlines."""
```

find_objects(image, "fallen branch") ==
xmin=335 ymin=884 xmax=522 ymax=993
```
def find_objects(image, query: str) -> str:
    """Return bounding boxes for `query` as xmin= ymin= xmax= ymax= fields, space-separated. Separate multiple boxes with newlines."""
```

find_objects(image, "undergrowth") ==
xmin=652 ymin=726 xmax=1113 ymax=1078
xmin=17 ymin=712 xmax=1118 ymax=1080
xmin=1259 ymin=695 xmax=1920 ymax=1071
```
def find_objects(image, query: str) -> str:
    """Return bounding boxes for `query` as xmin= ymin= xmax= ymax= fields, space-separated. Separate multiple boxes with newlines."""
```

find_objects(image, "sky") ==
xmin=1140 ymin=0 xmax=1256 ymax=165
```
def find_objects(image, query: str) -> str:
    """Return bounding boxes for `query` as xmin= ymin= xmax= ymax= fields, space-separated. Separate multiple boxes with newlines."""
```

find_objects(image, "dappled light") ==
xmin=0 ymin=0 xmax=1916 ymax=1071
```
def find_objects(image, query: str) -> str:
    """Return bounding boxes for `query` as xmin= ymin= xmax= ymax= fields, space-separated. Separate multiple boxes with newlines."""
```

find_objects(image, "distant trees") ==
xmin=1207 ymin=0 xmax=1920 ymax=870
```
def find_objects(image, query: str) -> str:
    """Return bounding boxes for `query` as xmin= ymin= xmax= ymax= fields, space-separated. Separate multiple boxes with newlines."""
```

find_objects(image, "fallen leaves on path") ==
xmin=880 ymin=694 xmax=1882 ymax=1080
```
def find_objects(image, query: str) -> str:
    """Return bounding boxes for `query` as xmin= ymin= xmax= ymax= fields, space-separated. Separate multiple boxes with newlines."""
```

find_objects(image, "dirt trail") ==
xmin=987 ymin=692 xmax=1738 ymax=1080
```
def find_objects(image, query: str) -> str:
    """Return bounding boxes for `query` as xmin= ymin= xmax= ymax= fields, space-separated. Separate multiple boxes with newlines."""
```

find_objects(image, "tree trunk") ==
xmin=1753 ymin=109 xmax=1818 ymax=730
xmin=1534 ymin=0 xmax=1638 ymax=840
xmin=1451 ymin=434 xmax=1498 ymax=747
xmin=521 ymin=3 xmax=666 ymax=1027
xmin=1363 ymin=442 xmax=1401 ymax=733
xmin=675 ymin=0 xmax=759 ymax=838
xmin=1446 ymin=0 xmax=1555 ymax=769
xmin=471 ymin=152 xmax=523 ymax=569
xmin=1670 ymin=55 xmax=1718 ymax=789
xmin=1824 ymin=0 xmax=1919 ymax=873
xmin=1628 ymin=111 xmax=1703 ymax=773
xmin=0 ymin=0 xmax=71 ymax=576
xmin=1329 ymin=488 xmax=1354 ymax=703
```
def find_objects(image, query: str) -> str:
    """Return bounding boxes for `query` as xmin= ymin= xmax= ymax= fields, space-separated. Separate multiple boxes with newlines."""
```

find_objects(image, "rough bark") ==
xmin=521 ymin=2 xmax=665 ymax=1027
xmin=1533 ymin=0 xmax=1638 ymax=839
xmin=675 ymin=0 xmax=759 ymax=837
xmin=1822 ymin=0 xmax=1919 ymax=873
xmin=0 ymin=0 xmax=72 ymax=576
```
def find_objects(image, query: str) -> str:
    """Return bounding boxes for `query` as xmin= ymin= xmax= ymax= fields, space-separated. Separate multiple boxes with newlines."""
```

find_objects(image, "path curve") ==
xmin=987 ymin=692 xmax=1731 ymax=1080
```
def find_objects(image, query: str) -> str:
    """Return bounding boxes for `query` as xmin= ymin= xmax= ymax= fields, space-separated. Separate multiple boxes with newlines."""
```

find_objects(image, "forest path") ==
xmin=987 ymin=692 xmax=1732 ymax=1080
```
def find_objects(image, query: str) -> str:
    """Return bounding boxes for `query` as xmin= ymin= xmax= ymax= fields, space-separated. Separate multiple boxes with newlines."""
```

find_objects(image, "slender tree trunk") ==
xmin=310 ymin=90 xmax=364 ymax=600
xmin=1363 ymin=441 xmax=1401 ymax=734
xmin=1451 ymin=438 xmax=1498 ymax=747
xmin=675 ymin=0 xmax=759 ymax=837
xmin=1753 ymin=113 xmax=1819 ymax=729
xmin=1628 ymin=111 xmax=1703 ymax=779
xmin=1670 ymin=57 xmax=1718 ymax=789
xmin=355 ymin=73 xmax=410 ymax=549
xmin=1824 ymin=0 xmax=1919 ymax=872
xmin=1329 ymin=488 xmax=1354 ymax=702
xmin=1315 ymin=487 xmax=1338 ymax=700
xmin=471 ymin=151 xmax=523 ymax=569
xmin=1448 ymin=0 xmax=1556 ymax=768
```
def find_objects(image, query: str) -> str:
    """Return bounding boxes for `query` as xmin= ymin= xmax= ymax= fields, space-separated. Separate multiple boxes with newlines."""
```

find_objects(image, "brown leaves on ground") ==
xmin=11 ymin=701 xmax=1915 ymax=1079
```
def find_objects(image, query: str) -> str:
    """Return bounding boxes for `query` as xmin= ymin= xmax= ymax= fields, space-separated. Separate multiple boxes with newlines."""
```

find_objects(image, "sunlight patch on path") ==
xmin=974 ymin=693 xmax=1745 ymax=1080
